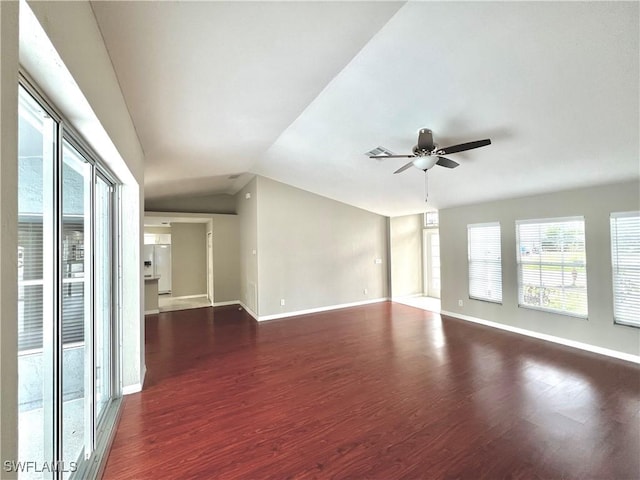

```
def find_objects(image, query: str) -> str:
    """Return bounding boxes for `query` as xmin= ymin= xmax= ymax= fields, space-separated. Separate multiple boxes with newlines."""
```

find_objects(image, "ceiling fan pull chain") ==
xmin=424 ymin=170 xmax=429 ymax=203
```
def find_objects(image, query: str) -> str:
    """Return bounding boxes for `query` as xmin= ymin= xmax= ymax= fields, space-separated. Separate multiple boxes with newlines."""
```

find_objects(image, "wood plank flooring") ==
xmin=103 ymin=302 xmax=640 ymax=479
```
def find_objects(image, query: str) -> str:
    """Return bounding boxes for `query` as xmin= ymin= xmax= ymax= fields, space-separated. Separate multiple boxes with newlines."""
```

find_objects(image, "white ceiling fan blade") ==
xmin=393 ymin=160 xmax=415 ymax=174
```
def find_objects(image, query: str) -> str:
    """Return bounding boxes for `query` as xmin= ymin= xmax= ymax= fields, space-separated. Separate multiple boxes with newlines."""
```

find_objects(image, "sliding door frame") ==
xmin=18 ymin=71 xmax=123 ymax=479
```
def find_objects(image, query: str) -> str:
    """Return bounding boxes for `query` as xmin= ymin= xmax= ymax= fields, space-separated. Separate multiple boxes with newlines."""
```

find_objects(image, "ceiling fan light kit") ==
xmin=411 ymin=156 xmax=438 ymax=171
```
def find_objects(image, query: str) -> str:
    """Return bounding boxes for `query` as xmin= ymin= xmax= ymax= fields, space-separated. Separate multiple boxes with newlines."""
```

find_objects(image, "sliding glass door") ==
xmin=17 ymin=82 xmax=119 ymax=479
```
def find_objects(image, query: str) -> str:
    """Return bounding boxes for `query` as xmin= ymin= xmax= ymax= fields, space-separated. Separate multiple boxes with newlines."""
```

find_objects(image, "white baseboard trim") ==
xmin=169 ymin=294 xmax=208 ymax=300
xmin=440 ymin=310 xmax=640 ymax=364
xmin=213 ymin=300 xmax=241 ymax=307
xmin=144 ymin=309 xmax=160 ymax=315
xmin=258 ymin=298 xmax=389 ymax=322
xmin=122 ymin=365 xmax=146 ymax=395
xmin=239 ymin=302 xmax=259 ymax=321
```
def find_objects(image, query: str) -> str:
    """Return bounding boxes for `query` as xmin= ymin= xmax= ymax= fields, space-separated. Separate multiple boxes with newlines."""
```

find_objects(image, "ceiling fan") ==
xmin=369 ymin=129 xmax=491 ymax=173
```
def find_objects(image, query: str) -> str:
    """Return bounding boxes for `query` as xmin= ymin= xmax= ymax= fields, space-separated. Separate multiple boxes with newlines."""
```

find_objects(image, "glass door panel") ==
xmin=94 ymin=175 xmax=112 ymax=420
xmin=17 ymin=86 xmax=56 ymax=480
xmin=61 ymin=141 xmax=91 ymax=476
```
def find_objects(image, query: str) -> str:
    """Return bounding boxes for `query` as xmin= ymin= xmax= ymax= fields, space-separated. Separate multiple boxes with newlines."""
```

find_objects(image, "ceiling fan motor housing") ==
xmin=412 ymin=145 xmax=435 ymax=156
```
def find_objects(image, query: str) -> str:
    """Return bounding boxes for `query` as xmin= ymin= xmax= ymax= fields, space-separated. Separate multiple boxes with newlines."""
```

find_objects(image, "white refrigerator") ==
xmin=143 ymin=244 xmax=172 ymax=294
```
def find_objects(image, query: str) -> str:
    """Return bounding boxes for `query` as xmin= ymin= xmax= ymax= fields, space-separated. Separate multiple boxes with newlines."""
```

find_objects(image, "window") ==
xmin=468 ymin=223 xmax=502 ymax=303
xmin=425 ymin=211 xmax=439 ymax=227
xmin=610 ymin=212 xmax=640 ymax=327
xmin=516 ymin=217 xmax=587 ymax=317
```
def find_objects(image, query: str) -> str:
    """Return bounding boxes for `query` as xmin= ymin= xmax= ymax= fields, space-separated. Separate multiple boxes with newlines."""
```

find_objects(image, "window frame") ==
xmin=610 ymin=211 xmax=640 ymax=328
xmin=516 ymin=216 xmax=588 ymax=318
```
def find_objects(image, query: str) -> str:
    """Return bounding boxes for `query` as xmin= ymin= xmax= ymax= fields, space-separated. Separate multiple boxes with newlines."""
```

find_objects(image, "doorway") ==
xmin=207 ymin=232 xmax=214 ymax=303
xmin=423 ymin=229 xmax=441 ymax=298
xmin=143 ymin=215 xmax=214 ymax=313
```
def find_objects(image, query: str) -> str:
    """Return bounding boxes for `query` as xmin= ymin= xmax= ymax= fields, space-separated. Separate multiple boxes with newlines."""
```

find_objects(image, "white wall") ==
xmin=439 ymin=180 xmax=640 ymax=356
xmin=389 ymin=214 xmax=423 ymax=297
xmin=256 ymin=176 xmax=389 ymax=317
xmin=0 ymin=1 xmax=19 ymax=473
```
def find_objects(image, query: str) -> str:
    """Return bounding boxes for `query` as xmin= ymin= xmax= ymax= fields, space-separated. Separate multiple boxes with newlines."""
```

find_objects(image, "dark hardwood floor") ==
xmin=103 ymin=302 xmax=640 ymax=479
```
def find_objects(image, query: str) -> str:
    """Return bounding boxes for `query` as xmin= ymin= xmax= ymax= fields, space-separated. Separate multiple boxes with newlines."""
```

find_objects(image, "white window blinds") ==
xmin=468 ymin=222 xmax=502 ymax=303
xmin=610 ymin=212 xmax=640 ymax=327
xmin=516 ymin=217 xmax=587 ymax=317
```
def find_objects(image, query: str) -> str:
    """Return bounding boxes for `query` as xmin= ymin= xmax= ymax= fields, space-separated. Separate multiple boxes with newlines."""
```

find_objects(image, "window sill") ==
xmin=469 ymin=296 xmax=503 ymax=305
xmin=517 ymin=303 xmax=588 ymax=319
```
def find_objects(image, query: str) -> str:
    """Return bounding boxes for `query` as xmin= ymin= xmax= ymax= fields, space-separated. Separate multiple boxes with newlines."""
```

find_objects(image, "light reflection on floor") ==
xmin=392 ymin=295 xmax=441 ymax=313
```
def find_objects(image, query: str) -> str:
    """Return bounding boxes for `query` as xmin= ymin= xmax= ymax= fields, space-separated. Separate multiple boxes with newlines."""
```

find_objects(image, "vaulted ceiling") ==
xmin=91 ymin=1 xmax=639 ymax=217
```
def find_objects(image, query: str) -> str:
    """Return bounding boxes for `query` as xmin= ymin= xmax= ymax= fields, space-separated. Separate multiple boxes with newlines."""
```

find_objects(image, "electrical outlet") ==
xmin=280 ymin=299 xmax=285 ymax=306
xmin=458 ymin=299 xmax=464 ymax=307
xmin=363 ymin=288 xmax=368 ymax=295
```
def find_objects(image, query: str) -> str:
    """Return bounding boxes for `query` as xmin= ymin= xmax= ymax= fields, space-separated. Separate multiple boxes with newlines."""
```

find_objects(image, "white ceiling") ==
xmin=92 ymin=1 xmax=639 ymax=217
